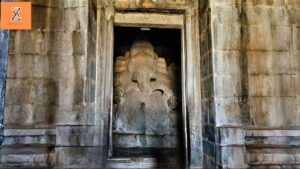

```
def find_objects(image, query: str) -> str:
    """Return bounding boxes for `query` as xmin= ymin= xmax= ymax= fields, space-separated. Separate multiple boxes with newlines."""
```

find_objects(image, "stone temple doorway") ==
xmin=110 ymin=26 xmax=184 ymax=168
xmin=100 ymin=10 xmax=201 ymax=168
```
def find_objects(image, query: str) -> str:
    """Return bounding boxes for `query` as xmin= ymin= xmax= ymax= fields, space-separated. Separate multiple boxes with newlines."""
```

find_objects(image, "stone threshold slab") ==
xmin=106 ymin=157 xmax=179 ymax=169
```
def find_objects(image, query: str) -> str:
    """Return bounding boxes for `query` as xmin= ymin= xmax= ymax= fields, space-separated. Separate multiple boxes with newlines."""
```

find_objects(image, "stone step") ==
xmin=2 ymin=128 xmax=56 ymax=146
xmin=247 ymin=147 xmax=300 ymax=167
xmin=106 ymin=157 xmax=180 ymax=169
xmin=249 ymin=164 xmax=300 ymax=169
xmin=248 ymin=152 xmax=300 ymax=165
xmin=0 ymin=145 xmax=54 ymax=168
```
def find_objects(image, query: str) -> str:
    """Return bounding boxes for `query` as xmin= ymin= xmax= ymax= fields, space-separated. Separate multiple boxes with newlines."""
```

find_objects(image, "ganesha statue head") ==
xmin=114 ymin=41 xmax=176 ymax=108
xmin=126 ymin=41 xmax=158 ymax=93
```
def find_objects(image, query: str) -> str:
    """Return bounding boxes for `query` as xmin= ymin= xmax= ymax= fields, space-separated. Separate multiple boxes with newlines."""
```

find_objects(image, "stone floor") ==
xmin=106 ymin=157 xmax=181 ymax=169
xmin=107 ymin=148 xmax=183 ymax=169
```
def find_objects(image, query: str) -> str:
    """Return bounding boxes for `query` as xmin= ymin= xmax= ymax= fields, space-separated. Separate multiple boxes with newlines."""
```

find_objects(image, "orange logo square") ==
xmin=1 ymin=2 xmax=31 ymax=30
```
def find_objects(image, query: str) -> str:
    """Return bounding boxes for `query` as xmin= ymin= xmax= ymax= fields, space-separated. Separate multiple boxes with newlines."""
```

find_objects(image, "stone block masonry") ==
xmin=207 ymin=0 xmax=300 ymax=168
xmin=0 ymin=0 xmax=104 ymax=168
xmin=0 ymin=27 xmax=10 ymax=146
xmin=0 ymin=0 xmax=299 ymax=168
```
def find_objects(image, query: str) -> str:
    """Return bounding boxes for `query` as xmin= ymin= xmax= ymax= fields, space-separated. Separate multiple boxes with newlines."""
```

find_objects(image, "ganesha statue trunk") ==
xmin=113 ymin=41 xmax=180 ymax=152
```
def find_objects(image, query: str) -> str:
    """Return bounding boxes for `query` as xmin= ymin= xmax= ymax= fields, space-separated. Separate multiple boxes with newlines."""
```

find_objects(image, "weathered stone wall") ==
xmin=54 ymin=1 xmax=105 ymax=168
xmin=200 ymin=0 xmax=216 ymax=168
xmin=2 ymin=1 xmax=65 ymax=167
xmin=210 ymin=0 xmax=300 ymax=168
xmin=0 ymin=23 xmax=10 ymax=147
xmin=210 ymin=0 xmax=249 ymax=168
xmin=241 ymin=1 xmax=299 ymax=168
xmin=1 ymin=0 xmax=299 ymax=168
xmin=1 ymin=0 xmax=103 ymax=168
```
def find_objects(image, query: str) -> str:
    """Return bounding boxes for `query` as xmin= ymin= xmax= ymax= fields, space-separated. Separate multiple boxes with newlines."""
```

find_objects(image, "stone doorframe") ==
xmin=95 ymin=1 xmax=201 ymax=168
xmin=111 ymin=12 xmax=188 ymax=156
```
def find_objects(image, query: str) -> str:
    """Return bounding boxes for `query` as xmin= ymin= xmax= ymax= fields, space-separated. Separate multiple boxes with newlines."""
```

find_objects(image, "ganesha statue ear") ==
xmin=124 ymin=51 xmax=130 ymax=58
xmin=114 ymin=56 xmax=127 ymax=73
xmin=156 ymin=57 xmax=168 ymax=75
xmin=126 ymin=51 xmax=135 ymax=73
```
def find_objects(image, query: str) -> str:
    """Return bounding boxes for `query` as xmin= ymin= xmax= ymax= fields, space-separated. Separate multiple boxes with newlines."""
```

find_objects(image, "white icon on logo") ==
xmin=11 ymin=7 xmax=21 ymax=21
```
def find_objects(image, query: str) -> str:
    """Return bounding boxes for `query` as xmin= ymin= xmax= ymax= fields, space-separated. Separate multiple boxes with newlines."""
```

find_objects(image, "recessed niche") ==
xmin=112 ymin=26 xmax=183 ymax=164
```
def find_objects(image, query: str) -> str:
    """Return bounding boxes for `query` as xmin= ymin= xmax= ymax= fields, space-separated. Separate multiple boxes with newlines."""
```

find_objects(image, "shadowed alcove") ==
xmin=112 ymin=26 xmax=184 ymax=167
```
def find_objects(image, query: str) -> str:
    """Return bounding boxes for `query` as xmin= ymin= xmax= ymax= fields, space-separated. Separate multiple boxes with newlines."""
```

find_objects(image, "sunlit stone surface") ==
xmin=0 ymin=0 xmax=299 ymax=168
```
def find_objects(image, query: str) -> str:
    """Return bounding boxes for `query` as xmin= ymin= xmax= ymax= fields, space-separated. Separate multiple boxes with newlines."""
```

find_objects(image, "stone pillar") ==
xmin=0 ymin=29 xmax=10 ymax=146
xmin=209 ymin=0 xmax=249 ymax=168
xmin=200 ymin=0 xmax=216 ymax=168
xmin=94 ymin=0 xmax=114 ymax=166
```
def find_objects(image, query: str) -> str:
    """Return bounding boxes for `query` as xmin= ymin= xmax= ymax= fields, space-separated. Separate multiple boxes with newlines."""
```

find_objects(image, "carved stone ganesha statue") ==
xmin=113 ymin=41 xmax=179 ymax=148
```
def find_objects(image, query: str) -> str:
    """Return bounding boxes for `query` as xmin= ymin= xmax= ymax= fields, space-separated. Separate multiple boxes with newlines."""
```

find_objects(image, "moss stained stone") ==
xmin=0 ymin=29 xmax=10 ymax=145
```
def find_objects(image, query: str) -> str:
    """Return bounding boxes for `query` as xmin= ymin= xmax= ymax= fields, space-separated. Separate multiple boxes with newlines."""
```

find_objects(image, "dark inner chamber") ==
xmin=113 ymin=27 xmax=183 ymax=163
xmin=114 ymin=27 xmax=181 ymax=66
